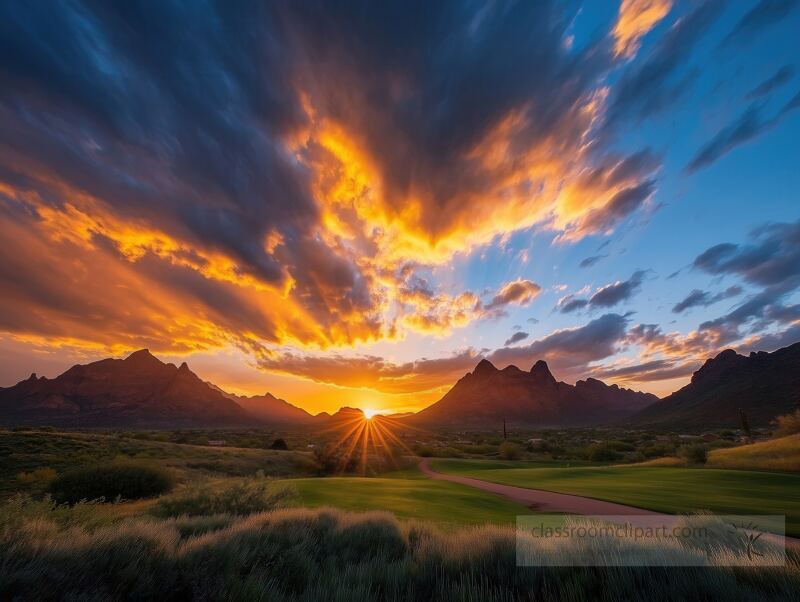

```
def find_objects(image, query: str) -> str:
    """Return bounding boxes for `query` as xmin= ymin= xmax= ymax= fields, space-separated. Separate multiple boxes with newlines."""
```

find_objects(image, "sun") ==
xmin=362 ymin=408 xmax=380 ymax=420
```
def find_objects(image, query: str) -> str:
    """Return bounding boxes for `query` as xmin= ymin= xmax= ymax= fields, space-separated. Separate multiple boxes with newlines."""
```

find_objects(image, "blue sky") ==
xmin=0 ymin=1 xmax=798 ymax=413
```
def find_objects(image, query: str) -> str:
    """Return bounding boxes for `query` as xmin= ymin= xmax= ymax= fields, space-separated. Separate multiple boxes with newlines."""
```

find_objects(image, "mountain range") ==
xmin=409 ymin=359 xmax=657 ymax=428
xmin=1 ymin=342 xmax=799 ymax=429
xmin=624 ymin=342 xmax=800 ymax=429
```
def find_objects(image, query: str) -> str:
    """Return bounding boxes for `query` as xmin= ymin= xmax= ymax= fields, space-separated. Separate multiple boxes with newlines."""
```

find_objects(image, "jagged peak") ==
xmin=473 ymin=359 xmax=497 ymax=376
xmin=529 ymin=360 xmax=556 ymax=384
xmin=125 ymin=349 xmax=160 ymax=363
xmin=28 ymin=372 xmax=38 ymax=381
xmin=178 ymin=361 xmax=190 ymax=372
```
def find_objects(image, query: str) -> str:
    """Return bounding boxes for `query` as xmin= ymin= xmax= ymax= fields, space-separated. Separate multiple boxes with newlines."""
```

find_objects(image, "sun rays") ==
xmin=317 ymin=410 xmax=424 ymax=475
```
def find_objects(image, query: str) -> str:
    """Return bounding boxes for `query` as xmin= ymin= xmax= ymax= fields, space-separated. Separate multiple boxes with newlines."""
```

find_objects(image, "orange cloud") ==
xmin=613 ymin=0 xmax=673 ymax=59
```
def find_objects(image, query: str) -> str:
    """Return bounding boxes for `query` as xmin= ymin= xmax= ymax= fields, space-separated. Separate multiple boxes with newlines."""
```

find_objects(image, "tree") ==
xmin=739 ymin=408 xmax=752 ymax=439
xmin=269 ymin=438 xmax=289 ymax=450
xmin=499 ymin=441 xmax=522 ymax=460
xmin=773 ymin=409 xmax=800 ymax=437
xmin=678 ymin=443 xmax=708 ymax=465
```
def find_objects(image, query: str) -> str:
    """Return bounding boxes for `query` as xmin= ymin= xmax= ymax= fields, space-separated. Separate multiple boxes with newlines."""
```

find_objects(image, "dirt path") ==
xmin=419 ymin=458 xmax=800 ymax=550
xmin=418 ymin=457 xmax=660 ymax=515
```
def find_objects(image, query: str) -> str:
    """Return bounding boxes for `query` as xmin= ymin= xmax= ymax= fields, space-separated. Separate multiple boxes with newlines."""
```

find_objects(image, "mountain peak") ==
xmin=178 ymin=361 xmax=190 ymax=373
xmin=124 ymin=349 xmax=161 ymax=366
xmin=529 ymin=360 xmax=555 ymax=384
xmin=473 ymin=359 xmax=497 ymax=376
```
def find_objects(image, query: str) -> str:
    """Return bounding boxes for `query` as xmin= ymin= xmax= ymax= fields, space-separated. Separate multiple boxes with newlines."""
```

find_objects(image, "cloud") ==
xmin=504 ymin=331 xmax=529 ymax=346
xmin=720 ymin=0 xmax=799 ymax=47
xmin=557 ymin=271 xmax=646 ymax=314
xmin=485 ymin=279 xmax=542 ymax=312
xmin=580 ymin=254 xmax=608 ymax=268
xmin=671 ymin=285 xmax=742 ymax=313
xmin=261 ymin=314 xmax=631 ymax=393
xmin=592 ymin=358 xmax=700 ymax=383
xmin=490 ymin=313 xmax=631 ymax=378
xmin=606 ymin=0 xmax=724 ymax=127
xmin=0 ymin=1 xmax=664 ymax=360
xmin=612 ymin=0 xmax=673 ymax=59
xmin=589 ymin=270 xmax=647 ymax=307
xmin=745 ymin=64 xmax=794 ymax=99
xmin=686 ymin=101 xmax=800 ymax=172
xmin=692 ymin=220 xmax=800 ymax=287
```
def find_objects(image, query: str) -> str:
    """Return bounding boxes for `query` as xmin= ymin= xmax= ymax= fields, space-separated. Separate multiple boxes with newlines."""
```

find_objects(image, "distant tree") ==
xmin=269 ymin=438 xmax=289 ymax=450
xmin=586 ymin=444 xmax=622 ymax=462
xmin=499 ymin=441 xmax=523 ymax=460
xmin=678 ymin=444 xmax=708 ymax=465
xmin=739 ymin=408 xmax=752 ymax=439
xmin=773 ymin=409 xmax=800 ymax=437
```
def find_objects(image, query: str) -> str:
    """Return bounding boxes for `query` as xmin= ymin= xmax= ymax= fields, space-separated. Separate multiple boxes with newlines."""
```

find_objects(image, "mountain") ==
xmin=223 ymin=391 xmax=315 ymax=425
xmin=625 ymin=343 xmax=800 ymax=429
xmin=410 ymin=359 xmax=657 ymax=428
xmin=0 ymin=350 xmax=303 ymax=428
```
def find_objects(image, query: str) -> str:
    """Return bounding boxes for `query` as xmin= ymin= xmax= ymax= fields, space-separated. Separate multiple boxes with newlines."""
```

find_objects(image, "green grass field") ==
xmin=289 ymin=474 xmax=535 ymax=525
xmin=431 ymin=459 xmax=800 ymax=535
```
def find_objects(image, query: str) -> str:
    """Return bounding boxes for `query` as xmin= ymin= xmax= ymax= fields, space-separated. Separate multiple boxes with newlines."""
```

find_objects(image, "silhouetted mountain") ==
xmin=0 ymin=350 xmax=305 ymax=428
xmin=410 ymin=359 xmax=656 ymax=428
xmin=224 ymin=391 xmax=315 ymax=425
xmin=625 ymin=343 xmax=800 ymax=429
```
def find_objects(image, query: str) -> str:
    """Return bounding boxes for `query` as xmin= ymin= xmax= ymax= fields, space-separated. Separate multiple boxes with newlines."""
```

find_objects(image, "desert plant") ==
xmin=586 ymin=444 xmax=622 ymax=462
xmin=153 ymin=478 xmax=294 ymax=517
xmin=499 ymin=441 xmax=523 ymax=460
xmin=774 ymin=409 xmax=800 ymax=437
xmin=48 ymin=461 xmax=174 ymax=504
xmin=269 ymin=437 xmax=289 ymax=450
xmin=678 ymin=443 xmax=708 ymax=465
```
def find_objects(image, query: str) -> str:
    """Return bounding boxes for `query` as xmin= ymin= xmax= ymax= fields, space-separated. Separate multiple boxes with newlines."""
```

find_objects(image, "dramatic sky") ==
xmin=1 ymin=0 xmax=799 ymax=414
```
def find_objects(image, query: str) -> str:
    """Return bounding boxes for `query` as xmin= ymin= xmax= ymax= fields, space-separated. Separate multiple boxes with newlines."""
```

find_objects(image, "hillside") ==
xmin=625 ymin=343 xmax=800 ymax=429
xmin=410 ymin=359 xmax=657 ymax=428
xmin=0 ymin=350 xmax=308 ymax=428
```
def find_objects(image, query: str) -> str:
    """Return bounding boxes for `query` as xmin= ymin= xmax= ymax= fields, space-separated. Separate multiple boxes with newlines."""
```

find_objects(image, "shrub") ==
xmin=17 ymin=467 xmax=57 ymax=489
xmin=153 ymin=478 xmax=294 ymax=517
xmin=678 ymin=443 xmax=708 ymax=465
xmin=48 ymin=461 xmax=174 ymax=504
xmin=269 ymin=437 xmax=289 ymax=450
xmin=642 ymin=442 xmax=675 ymax=458
xmin=499 ymin=441 xmax=523 ymax=460
xmin=414 ymin=445 xmax=434 ymax=457
xmin=586 ymin=444 xmax=622 ymax=462
xmin=774 ymin=409 xmax=800 ymax=437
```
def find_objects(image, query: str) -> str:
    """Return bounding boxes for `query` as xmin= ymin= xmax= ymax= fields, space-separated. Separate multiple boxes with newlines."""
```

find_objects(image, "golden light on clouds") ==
xmin=613 ymin=0 xmax=673 ymax=59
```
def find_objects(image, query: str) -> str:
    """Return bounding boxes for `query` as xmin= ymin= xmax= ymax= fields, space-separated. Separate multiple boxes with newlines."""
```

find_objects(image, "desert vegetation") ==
xmin=1 ymin=499 xmax=798 ymax=601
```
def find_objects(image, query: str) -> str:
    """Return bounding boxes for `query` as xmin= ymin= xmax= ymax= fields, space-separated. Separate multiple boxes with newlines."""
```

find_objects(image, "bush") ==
xmin=678 ymin=444 xmax=708 ymax=465
xmin=153 ymin=478 xmax=294 ymax=517
xmin=499 ymin=441 xmax=523 ymax=460
xmin=774 ymin=409 xmax=800 ymax=437
xmin=269 ymin=438 xmax=289 ymax=450
xmin=642 ymin=442 xmax=675 ymax=458
xmin=587 ymin=444 xmax=622 ymax=462
xmin=17 ymin=467 xmax=57 ymax=489
xmin=48 ymin=462 xmax=174 ymax=504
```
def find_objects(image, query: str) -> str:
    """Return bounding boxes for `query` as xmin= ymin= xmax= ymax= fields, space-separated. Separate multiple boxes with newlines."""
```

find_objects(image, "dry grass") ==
xmin=1 ymin=497 xmax=799 ymax=601
xmin=708 ymin=435 xmax=800 ymax=472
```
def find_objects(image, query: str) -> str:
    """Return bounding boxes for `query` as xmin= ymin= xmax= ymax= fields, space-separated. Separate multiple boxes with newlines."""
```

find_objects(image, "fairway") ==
xmin=431 ymin=459 xmax=800 ymax=535
xmin=289 ymin=474 xmax=537 ymax=525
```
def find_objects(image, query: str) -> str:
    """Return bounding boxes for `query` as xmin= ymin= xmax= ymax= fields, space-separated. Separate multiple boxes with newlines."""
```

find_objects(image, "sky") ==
xmin=1 ymin=0 xmax=799 ymax=415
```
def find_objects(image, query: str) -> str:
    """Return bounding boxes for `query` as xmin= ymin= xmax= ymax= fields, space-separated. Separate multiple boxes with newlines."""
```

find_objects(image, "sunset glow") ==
xmin=0 ymin=2 xmax=799 ymax=416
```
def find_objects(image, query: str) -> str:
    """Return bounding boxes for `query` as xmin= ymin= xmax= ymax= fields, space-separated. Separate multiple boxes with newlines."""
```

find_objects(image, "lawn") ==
xmin=431 ymin=459 xmax=800 ymax=535
xmin=289 ymin=474 xmax=537 ymax=525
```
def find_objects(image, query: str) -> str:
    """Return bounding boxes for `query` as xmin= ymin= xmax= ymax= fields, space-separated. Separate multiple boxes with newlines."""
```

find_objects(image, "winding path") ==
xmin=418 ymin=457 xmax=659 ymax=515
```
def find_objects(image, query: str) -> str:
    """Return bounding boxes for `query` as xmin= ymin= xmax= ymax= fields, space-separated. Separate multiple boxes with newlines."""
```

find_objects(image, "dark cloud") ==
xmin=490 ymin=313 xmax=630 ymax=378
xmin=671 ymin=285 xmax=742 ymax=314
xmin=686 ymin=100 xmax=800 ymax=172
xmin=720 ymin=0 xmax=799 ymax=47
xmin=589 ymin=270 xmax=647 ymax=308
xmin=558 ymin=296 xmax=590 ymax=314
xmin=745 ymin=64 xmax=794 ymax=99
xmin=693 ymin=220 xmax=800 ymax=287
xmin=739 ymin=322 xmax=800 ymax=354
xmin=504 ymin=331 xmax=529 ymax=346
xmin=526 ymin=317 xmax=540 ymax=324
xmin=580 ymin=254 xmax=608 ymax=268
xmin=557 ymin=270 xmax=646 ymax=314
xmin=606 ymin=1 xmax=724 ymax=127
xmin=593 ymin=358 xmax=700 ymax=383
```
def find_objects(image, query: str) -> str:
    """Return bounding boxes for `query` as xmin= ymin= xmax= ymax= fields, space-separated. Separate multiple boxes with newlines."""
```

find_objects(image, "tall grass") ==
xmin=708 ymin=434 xmax=800 ymax=472
xmin=1 ymin=501 xmax=798 ymax=601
